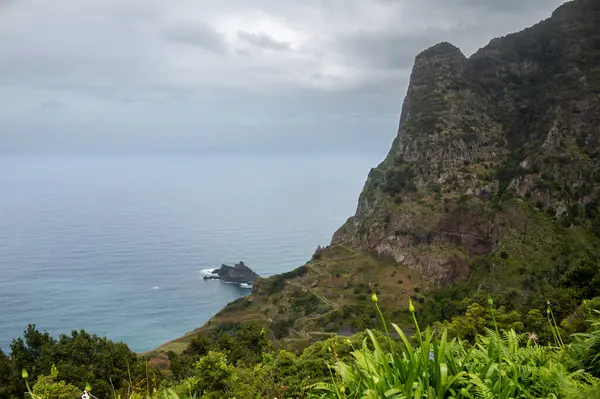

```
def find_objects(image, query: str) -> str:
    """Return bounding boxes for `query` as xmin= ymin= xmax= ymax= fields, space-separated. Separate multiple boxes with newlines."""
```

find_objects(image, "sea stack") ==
xmin=203 ymin=261 xmax=260 ymax=285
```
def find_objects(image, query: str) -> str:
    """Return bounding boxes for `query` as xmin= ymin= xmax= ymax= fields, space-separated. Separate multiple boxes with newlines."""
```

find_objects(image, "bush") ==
xmin=9 ymin=326 xmax=155 ymax=399
xmin=290 ymin=291 xmax=321 ymax=315
xmin=32 ymin=365 xmax=80 ymax=399
xmin=272 ymin=318 xmax=294 ymax=339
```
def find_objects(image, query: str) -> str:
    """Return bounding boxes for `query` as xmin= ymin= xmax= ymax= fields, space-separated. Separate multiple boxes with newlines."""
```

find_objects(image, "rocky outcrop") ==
xmin=203 ymin=262 xmax=260 ymax=285
xmin=333 ymin=0 xmax=600 ymax=287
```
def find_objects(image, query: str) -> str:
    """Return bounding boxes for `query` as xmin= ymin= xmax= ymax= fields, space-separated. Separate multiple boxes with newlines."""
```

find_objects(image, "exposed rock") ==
xmin=203 ymin=261 xmax=260 ymax=285
xmin=148 ymin=353 xmax=170 ymax=370
xmin=333 ymin=0 xmax=600 ymax=287
xmin=312 ymin=245 xmax=325 ymax=260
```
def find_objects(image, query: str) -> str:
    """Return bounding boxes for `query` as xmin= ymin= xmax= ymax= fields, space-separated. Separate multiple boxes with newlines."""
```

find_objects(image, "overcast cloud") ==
xmin=0 ymin=0 xmax=566 ymax=155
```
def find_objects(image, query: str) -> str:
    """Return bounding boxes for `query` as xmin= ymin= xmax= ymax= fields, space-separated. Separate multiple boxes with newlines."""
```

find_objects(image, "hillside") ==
xmin=333 ymin=0 xmax=600 ymax=286
xmin=151 ymin=245 xmax=421 ymax=354
xmin=155 ymin=0 xmax=600 ymax=355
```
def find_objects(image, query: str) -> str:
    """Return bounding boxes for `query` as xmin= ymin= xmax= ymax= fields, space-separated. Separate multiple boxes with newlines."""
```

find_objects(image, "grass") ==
xmin=147 ymin=246 xmax=422 ymax=356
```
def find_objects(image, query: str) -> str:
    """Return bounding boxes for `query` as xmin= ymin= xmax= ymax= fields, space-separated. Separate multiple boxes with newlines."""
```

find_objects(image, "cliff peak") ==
xmin=333 ymin=0 xmax=600 ymax=286
xmin=416 ymin=42 xmax=465 ymax=61
xmin=408 ymin=41 xmax=468 ymax=93
xmin=552 ymin=0 xmax=599 ymax=19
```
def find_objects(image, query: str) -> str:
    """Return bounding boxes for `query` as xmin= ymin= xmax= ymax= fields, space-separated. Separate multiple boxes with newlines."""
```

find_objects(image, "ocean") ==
xmin=0 ymin=154 xmax=377 ymax=352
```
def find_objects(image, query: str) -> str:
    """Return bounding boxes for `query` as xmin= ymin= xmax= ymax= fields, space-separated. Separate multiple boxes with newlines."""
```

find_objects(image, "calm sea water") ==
xmin=0 ymin=154 xmax=377 ymax=352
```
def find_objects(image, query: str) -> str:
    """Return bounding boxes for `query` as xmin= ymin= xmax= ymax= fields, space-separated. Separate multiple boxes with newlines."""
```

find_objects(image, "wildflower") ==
xmin=371 ymin=292 xmax=378 ymax=303
xmin=429 ymin=351 xmax=434 ymax=360
xmin=409 ymin=299 xmax=415 ymax=313
xmin=21 ymin=369 xmax=28 ymax=379
xmin=528 ymin=332 xmax=538 ymax=343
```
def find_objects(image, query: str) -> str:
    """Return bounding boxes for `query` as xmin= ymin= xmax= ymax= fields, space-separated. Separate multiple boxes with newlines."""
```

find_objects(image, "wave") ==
xmin=152 ymin=286 xmax=160 ymax=290
xmin=200 ymin=268 xmax=217 ymax=275
xmin=218 ymin=280 xmax=252 ymax=289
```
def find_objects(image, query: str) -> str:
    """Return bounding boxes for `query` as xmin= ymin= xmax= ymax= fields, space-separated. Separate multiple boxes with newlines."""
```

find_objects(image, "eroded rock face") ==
xmin=333 ymin=0 xmax=600 ymax=287
xmin=210 ymin=262 xmax=260 ymax=284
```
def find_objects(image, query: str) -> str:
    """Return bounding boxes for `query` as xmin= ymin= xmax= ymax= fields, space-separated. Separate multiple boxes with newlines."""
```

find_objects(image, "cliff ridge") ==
xmin=333 ymin=0 xmax=600 ymax=287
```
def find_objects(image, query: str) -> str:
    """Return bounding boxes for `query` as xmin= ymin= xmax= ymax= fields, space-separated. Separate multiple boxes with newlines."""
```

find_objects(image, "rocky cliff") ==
xmin=333 ymin=0 xmax=600 ymax=287
xmin=154 ymin=0 xmax=600 ymax=354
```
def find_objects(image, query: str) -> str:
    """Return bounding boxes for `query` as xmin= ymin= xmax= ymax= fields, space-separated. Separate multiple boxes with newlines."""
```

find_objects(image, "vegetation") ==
xmin=312 ymin=297 xmax=600 ymax=398
xmin=4 ymin=296 xmax=600 ymax=399
xmin=0 ymin=326 xmax=159 ymax=399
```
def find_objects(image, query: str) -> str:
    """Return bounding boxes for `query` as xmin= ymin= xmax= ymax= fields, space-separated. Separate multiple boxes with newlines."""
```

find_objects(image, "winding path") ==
xmin=280 ymin=244 xmax=363 ymax=341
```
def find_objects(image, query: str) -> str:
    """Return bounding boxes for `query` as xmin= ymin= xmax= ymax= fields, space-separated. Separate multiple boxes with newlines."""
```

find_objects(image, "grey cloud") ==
xmin=375 ymin=0 xmax=561 ymax=12
xmin=237 ymin=31 xmax=291 ymax=51
xmin=39 ymin=99 xmax=67 ymax=111
xmin=163 ymin=23 xmax=227 ymax=54
xmin=0 ymin=0 xmax=569 ymax=155
xmin=340 ymin=0 xmax=565 ymax=73
xmin=338 ymin=31 xmax=441 ymax=70
xmin=444 ymin=0 xmax=563 ymax=12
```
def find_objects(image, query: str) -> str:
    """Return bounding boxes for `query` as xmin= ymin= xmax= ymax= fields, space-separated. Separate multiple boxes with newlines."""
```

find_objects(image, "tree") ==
xmin=0 ymin=349 xmax=14 ymax=399
xmin=51 ymin=330 xmax=153 ymax=398
xmin=2 ymin=326 xmax=155 ymax=399
xmin=183 ymin=335 xmax=210 ymax=358
xmin=561 ymin=257 xmax=600 ymax=300
xmin=227 ymin=324 xmax=271 ymax=365
xmin=8 ymin=325 xmax=55 ymax=399
xmin=9 ymin=325 xmax=55 ymax=377
xmin=191 ymin=351 xmax=234 ymax=398
xmin=437 ymin=302 xmax=487 ymax=341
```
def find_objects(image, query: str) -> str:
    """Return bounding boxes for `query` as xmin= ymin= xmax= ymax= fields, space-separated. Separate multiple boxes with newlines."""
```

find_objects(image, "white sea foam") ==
xmin=152 ymin=286 xmax=160 ymax=290
xmin=200 ymin=268 xmax=217 ymax=275
xmin=239 ymin=283 xmax=252 ymax=289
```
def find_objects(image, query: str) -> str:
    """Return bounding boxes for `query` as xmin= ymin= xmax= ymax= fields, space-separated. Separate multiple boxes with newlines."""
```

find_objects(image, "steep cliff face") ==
xmin=333 ymin=0 xmax=600 ymax=286
xmin=156 ymin=1 xmax=600 ymax=352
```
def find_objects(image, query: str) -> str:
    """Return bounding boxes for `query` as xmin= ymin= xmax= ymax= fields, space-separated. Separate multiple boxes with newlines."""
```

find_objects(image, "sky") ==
xmin=0 ymin=0 xmax=567 ymax=155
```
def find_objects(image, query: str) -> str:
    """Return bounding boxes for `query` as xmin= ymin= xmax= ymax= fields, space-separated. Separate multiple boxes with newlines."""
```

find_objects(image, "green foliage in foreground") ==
xmin=7 ymin=299 xmax=600 ymax=399
xmin=0 ymin=326 xmax=159 ymax=399
xmin=312 ymin=299 xmax=600 ymax=398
